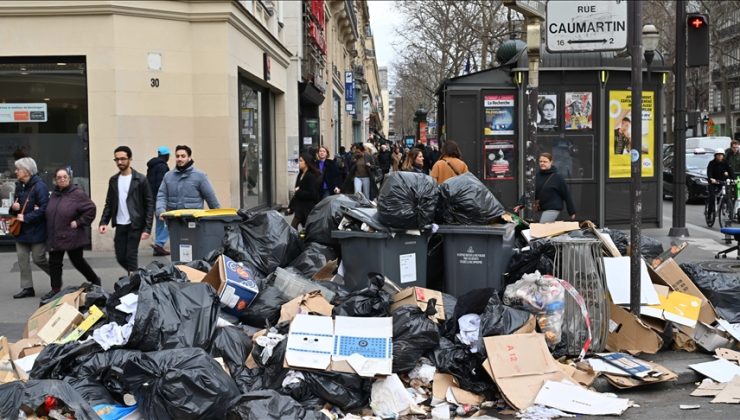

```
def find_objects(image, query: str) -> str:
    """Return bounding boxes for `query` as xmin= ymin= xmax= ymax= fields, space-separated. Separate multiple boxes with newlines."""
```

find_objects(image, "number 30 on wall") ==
xmin=150 ymin=78 xmax=160 ymax=88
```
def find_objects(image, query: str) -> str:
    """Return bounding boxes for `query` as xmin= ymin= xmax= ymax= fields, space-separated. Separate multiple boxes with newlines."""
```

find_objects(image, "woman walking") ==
xmin=11 ymin=157 xmax=51 ymax=299
xmin=515 ymin=153 xmax=576 ymax=223
xmin=316 ymin=146 xmax=341 ymax=199
xmin=46 ymin=168 xmax=101 ymax=290
xmin=430 ymin=140 xmax=469 ymax=184
xmin=287 ymin=153 xmax=320 ymax=229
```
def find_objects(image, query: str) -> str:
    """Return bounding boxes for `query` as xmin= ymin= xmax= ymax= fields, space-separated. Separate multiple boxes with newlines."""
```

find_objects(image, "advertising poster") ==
xmin=537 ymin=94 xmax=558 ymax=131
xmin=608 ymin=90 xmax=654 ymax=178
xmin=483 ymin=94 xmax=515 ymax=135
xmin=484 ymin=139 xmax=514 ymax=180
xmin=564 ymin=92 xmax=593 ymax=130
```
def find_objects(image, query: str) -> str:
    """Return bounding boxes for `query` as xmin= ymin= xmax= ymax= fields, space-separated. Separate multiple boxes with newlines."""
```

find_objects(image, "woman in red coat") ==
xmin=45 ymin=168 xmax=101 ymax=290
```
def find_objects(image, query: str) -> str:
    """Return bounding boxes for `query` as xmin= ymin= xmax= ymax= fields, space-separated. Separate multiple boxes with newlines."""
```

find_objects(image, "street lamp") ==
xmin=642 ymin=24 xmax=660 ymax=83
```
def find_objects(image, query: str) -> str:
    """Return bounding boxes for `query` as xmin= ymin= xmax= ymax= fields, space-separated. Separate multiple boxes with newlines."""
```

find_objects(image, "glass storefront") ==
xmin=239 ymin=76 xmax=271 ymax=209
xmin=0 ymin=58 xmax=89 ymax=238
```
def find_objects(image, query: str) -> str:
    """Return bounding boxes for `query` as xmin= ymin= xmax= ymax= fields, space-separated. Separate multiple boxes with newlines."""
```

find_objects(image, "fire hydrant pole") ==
xmin=524 ymin=18 xmax=542 ymax=221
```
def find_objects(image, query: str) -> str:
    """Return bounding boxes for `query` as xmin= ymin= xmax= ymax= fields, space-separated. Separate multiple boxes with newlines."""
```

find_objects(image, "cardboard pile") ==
xmin=689 ymin=348 xmax=740 ymax=404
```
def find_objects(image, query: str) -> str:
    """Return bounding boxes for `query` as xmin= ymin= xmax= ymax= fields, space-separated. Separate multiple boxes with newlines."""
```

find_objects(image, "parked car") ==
xmin=663 ymin=148 xmax=714 ymax=202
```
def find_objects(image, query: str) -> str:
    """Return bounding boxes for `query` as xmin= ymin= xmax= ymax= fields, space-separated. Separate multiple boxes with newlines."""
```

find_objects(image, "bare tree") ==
xmin=643 ymin=1 xmax=676 ymax=145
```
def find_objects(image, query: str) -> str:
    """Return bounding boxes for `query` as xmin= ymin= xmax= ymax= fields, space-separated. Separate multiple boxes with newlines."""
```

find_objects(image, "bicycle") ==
xmin=705 ymin=179 xmax=737 ymax=228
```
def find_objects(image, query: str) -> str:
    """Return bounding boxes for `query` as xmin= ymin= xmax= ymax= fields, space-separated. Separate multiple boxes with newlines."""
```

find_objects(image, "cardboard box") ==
xmin=25 ymin=289 xmax=84 ymax=338
xmin=483 ymin=333 xmax=574 ymax=411
xmin=432 ymin=373 xmax=485 ymax=406
xmin=650 ymin=258 xmax=718 ymax=325
xmin=36 ymin=303 xmax=83 ymax=344
xmin=0 ymin=336 xmax=9 ymax=361
xmin=391 ymin=287 xmax=445 ymax=321
xmin=690 ymin=322 xmax=733 ymax=352
xmin=10 ymin=337 xmax=45 ymax=360
xmin=177 ymin=265 xmax=207 ymax=282
xmin=190 ymin=255 xmax=259 ymax=317
xmin=606 ymin=302 xmax=662 ymax=355
xmin=530 ymin=221 xmax=579 ymax=239
xmin=285 ymin=314 xmax=393 ymax=377
xmin=641 ymin=284 xmax=701 ymax=328
xmin=59 ymin=305 xmax=105 ymax=344
xmin=278 ymin=291 xmax=334 ymax=323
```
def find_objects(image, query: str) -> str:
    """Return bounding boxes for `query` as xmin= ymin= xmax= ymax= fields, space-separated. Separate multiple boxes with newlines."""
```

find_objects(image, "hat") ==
xmin=157 ymin=146 xmax=171 ymax=155
xmin=715 ymin=148 xmax=725 ymax=155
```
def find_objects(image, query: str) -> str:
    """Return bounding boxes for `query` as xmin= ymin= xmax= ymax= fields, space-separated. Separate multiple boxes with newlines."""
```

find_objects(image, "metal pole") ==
xmin=670 ymin=0 xmax=689 ymax=237
xmin=629 ymin=0 xmax=643 ymax=315
xmin=524 ymin=18 xmax=542 ymax=221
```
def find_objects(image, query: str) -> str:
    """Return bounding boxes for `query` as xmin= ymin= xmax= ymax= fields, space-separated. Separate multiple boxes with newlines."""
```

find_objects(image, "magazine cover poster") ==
xmin=537 ymin=94 xmax=558 ymax=131
xmin=564 ymin=92 xmax=593 ymax=130
xmin=483 ymin=94 xmax=515 ymax=135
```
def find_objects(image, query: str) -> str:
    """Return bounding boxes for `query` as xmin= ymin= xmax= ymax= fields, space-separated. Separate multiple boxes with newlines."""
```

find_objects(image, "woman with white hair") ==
xmin=10 ymin=157 xmax=51 ymax=299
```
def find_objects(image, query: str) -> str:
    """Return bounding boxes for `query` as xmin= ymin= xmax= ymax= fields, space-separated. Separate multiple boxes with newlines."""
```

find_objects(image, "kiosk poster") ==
xmin=484 ymin=139 xmax=514 ymax=180
xmin=608 ymin=90 xmax=654 ymax=178
xmin=483 ymin=94 xmax=515 ymax=135
xmin=564 ymin=92 xmax=593 ymax=130
xmin=537 ymin=94 xmax=558 ymax=131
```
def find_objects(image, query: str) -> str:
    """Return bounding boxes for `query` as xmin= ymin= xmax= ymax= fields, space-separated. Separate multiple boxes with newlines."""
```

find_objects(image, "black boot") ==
xmin=13 ymin=288 xmax=35 ymax=299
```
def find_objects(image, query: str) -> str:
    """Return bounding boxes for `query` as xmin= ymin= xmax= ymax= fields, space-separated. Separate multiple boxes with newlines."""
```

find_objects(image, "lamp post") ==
xmin=643 ymin=24 xmax=660 ymax=84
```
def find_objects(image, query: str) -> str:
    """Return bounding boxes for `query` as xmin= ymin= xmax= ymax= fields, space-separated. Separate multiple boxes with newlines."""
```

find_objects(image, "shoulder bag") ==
xmin=8 ymin=185 xmax=35 ymax=236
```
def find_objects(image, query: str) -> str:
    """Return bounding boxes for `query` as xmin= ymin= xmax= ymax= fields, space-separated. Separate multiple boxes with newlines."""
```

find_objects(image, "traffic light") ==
xmin=687 ymin=14 xmax=709 ymax=67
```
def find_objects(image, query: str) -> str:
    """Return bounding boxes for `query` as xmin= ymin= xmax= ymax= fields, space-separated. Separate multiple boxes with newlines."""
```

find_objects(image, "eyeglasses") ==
xmin=113 ymin=157 xmax=129 ymax=162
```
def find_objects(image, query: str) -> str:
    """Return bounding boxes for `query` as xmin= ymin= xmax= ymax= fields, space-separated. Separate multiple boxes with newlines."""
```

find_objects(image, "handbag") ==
xmin=534 ymin=174 xmax=554 ymax=212
xmin=443 ymin=158 xmax=461 ymax=176
xmin=8 ymin=185 xmax=35 ymax=237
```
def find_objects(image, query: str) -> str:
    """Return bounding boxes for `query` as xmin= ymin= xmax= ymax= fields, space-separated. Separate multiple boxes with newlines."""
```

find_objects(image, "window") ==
xmin=239 ymin=77 xmax=270 ymax=209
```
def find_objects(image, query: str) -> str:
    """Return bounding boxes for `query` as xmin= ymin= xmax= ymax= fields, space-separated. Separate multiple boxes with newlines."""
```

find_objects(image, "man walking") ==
xmin=146 ymin=146 xmax=171 ymax=256
xmin=156 ymin=145 xmax=220 ymax=220
xmin=99 ymin=146 xmax=154 ymax=273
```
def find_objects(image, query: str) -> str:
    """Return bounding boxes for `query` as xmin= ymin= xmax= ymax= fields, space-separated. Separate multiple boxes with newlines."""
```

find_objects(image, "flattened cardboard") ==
xmin=432 ymin=373 xmax=484 ymax=406
xmin=529 ymin=221 xmax=579 ymax=239
xmin=191 ymin=255 xmax=259 ymax=317
xmin=651 ymin=258 xmax=718 ymax=325
xmin=641 ymin=285 xmax=701 ymax=328
xmin=717 ymin=319 xmax=740 ymax=342
xmin=391 ymin=287 xmax=445 ymax=321
xmin=278 ymin=291 xmax=334 ymax=323
xmin=36 ymin=303 xmax=83 ymax=344
xmin=606 ymin=303 xmax=662 ymax=355
xmin=711 ymin=375 xmax=740 ymax=404
xmin=534 ymin=380 xmax=631 ymax=416
xmin=602 ymin=360 xmax=678 ymax=389
xmin=10 ymin=337 xmax=44 ymax=360
xmin=603 ymin=257 xmax=660 ymax=305
xmin=716 ymin=348 xmax=740 ymax=363
xmin=559 ymin=362 xmax=599 ymax=387
xmin=691 ymin=379 xmax=726 ymax=397
xmin=483 ymin=333 xmax=573 ymax=411
xmin=690 ymin=359 xmax=740 ymax=383
xmin=25 ymin=289 xmax=84 ymax=338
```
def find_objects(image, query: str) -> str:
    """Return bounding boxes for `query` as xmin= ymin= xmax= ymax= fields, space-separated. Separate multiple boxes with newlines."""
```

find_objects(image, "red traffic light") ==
xmin=689 ymin=16 xmax=705 ymax=29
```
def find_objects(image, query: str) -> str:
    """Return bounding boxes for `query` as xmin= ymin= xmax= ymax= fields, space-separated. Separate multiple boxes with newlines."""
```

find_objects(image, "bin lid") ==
xmin=331 ymin=230 xmax=391 ymax=239
xmin=162 ymin=208 xmax=240 ymax=220
xmin=436 ymin=223 xmax=514 ymax=235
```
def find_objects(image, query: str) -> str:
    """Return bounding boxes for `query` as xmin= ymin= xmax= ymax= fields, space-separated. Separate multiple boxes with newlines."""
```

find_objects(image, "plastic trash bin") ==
xmin=331 ymin=230 xmax=428 ymax=291
xmin=436 ymin=224 xmax=515 ymax=296
xmin=162 ymin=208 xmax=241 ymax=262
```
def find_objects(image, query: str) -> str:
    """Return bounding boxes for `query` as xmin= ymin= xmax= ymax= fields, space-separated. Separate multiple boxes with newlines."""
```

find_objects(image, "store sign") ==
xmin=344 ymin=72 xmax=354 ymax=102
xmin=0 ymin=103 xmax=48 ymax=123
xmin=546 ymin=1 xmax=627 ymax=52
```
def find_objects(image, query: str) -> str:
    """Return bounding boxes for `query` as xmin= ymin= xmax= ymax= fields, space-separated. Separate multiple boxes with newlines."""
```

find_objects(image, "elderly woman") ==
xmin=10 ymin=157 xmax=51 ymax=299
xmin=46 ymin=167 xmax=101 ymax=291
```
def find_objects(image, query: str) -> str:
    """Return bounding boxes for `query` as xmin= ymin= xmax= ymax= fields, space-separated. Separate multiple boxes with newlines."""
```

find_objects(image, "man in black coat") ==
xmin=146 ymin=146 xmax=171 ymax=256
xmin=377 ymin=144 xmax=392 ymax=175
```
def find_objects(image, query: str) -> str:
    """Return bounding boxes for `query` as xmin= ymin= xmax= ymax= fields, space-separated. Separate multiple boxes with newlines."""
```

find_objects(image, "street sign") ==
xmin=503 ymin=0 xmax=546 ymax=19
xmin=546 ymin=0 xmax=628 ymax=52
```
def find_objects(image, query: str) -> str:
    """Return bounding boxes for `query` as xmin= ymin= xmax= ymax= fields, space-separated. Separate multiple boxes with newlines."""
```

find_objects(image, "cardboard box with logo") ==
xmin=36 ymin=303 xmax=83 ymax=345
xmin=179 ymin=255 xmax=259 ymax=317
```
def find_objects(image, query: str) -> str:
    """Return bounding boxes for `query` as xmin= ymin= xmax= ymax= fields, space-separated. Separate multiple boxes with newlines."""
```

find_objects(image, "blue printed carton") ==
xmin=197 ymin=255 xmax=259 ymax=317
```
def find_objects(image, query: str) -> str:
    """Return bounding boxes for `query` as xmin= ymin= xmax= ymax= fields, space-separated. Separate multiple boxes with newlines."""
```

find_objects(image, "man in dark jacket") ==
xmin=146 ymin=146 xmax=170 ymax=256
xmin=99 ymin=146 xmax=154 ymax=273
xmin=707 ymin=148 xmax=735 ymax=214
xmin=377 ymin=144 xmax=392 ymax=175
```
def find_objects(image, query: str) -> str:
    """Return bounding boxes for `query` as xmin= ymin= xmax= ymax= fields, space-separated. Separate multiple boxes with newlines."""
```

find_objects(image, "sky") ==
xmin=367 ymin=0 xmax=403 ymax=85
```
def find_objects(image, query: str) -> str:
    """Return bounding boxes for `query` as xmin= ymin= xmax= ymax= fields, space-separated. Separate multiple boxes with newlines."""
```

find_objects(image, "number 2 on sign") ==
xmin=609 ymin=38 xmax=614 ymax=44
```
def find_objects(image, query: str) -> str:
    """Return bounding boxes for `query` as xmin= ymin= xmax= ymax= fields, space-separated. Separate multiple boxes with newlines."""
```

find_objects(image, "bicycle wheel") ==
xmin=705 ymin=201 xmax=716 ymax=228
xmin=719 ymin=198 xmax=731 ymax=228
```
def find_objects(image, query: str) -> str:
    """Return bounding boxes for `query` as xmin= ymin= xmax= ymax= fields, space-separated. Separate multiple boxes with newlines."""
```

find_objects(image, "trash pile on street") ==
xmin=1 ymin=171 xmax=739 ymax=419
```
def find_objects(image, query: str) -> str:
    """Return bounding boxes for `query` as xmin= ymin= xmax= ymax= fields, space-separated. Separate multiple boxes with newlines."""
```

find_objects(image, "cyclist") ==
xmin=707 ymin=148 xmax=735 ymax=215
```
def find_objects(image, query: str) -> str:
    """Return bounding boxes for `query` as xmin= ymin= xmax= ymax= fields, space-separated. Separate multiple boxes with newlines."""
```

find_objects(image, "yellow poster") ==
xmin=608 ymin=90 xmax=654 ymax=178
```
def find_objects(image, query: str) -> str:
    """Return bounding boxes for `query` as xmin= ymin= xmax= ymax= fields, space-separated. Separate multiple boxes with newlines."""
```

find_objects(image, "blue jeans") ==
xmin=154 ymin=218 xmax=169 ymax=247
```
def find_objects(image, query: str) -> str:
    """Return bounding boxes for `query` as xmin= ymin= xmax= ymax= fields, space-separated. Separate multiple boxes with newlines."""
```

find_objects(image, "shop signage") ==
xmin=0 ymin=103 xmax=47 ymax=123
xmin=344 ymin=72 xmax=354 ymax=102
xmin=546 ymin=1 xmax=627 ymax=52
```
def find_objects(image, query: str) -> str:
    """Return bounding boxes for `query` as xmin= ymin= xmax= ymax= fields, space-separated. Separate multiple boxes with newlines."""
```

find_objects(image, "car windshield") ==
xmin=686 ymin=153 xmax=714 ymax=171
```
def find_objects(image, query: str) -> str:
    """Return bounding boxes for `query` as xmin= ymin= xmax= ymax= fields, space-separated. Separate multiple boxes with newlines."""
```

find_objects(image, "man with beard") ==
xmin=99 ymin=146 xmax=154 ymax=273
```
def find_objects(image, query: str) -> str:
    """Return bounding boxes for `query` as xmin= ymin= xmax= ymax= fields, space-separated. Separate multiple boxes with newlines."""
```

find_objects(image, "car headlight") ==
xmin=695 ymin=177 xmax=709 ymax=185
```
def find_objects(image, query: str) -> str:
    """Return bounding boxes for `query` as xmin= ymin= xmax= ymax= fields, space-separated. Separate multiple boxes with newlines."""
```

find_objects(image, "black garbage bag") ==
xmin=342 ymin=207 xmax=390 ymax=232
xmin=602 ymin=228 xmax=629 ymax=256
xmin=302 ymin=371 xmax=372 ymax=412
xmin=0 ymin=380 xmax=99 ymax=420
xmin=30 ymin=340 xmax=103 ymax=380
xmin=240 ymin=286 xmax=288 ymax=328
xmin=222 ymin=224 xmax=250 ymax=263
xmin=280 ymin=376 xmax=325 ymax=408
xmin=237 ymin=209 xmax=305 ymax=276
xmin=227 ymin=390 xmax=323 ymax=420
xmin=377 ymin=171 xmax=439 ymax=229
xmin=444 ymin=288 xmax=498 ymax=339
xmin=392 ymin=302 xmax=441 ymax=373
xmin=640 ymin=235 xmax=664 ymax=261
xmin=305 ymin=193 xmax=373 ymax=246
xmin=209 ymin=325 xmax=253 ymax=374
xmin=126 ymin=281 xmax=219 ymax=352
xmin=437 ymin=172 xmax=505 ymax=225
xmin=332 ymin=273 xmax=391 ymax=317
xmin=430 ymin=337 xmax=493 ymax=395
xmin=183 ymin=259 xmax=213 ymax=273
xmin=122 ymin=347 xmax=240 ymax=420
xmin=232 ymin=366 xmax=266 ymax=394
xmin=72 ymin=349 xmax=143 ymax=403
xmin=478 ymin=294 xmax=532 ymax=349
xmin=81 ymin=285 xmax=111 ymax=313
xmin=64 ymin=377 xmax=117 ymax=406
xmin=288 ymin=242 xmax=338 ymax=278
xmin=503 ymin=239 xmax=555 ymax=285
xmin=112 ymin=261 xmax=188 ymax=295
xmin=250 ymin=324 xmax=291 ymax=390
xmin=680 ymin=263 xmax=740 ymax=322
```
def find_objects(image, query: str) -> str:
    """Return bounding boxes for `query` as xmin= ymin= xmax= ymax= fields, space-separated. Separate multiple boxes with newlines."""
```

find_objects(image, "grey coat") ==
xmin=155 ymin=165 xmax=220 ymax=215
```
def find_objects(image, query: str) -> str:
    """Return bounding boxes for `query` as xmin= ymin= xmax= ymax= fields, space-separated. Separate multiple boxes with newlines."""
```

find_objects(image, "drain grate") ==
xmin=697 ymin=260 xmax=740 ymax=273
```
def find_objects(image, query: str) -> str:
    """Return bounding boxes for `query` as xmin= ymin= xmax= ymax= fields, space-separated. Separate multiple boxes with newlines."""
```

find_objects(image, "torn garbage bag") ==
xmin=126 ymin=281 xmax=219 ymax=351
xmin=227 ymin=390 xmax=323 ymax=420
xmin=122 ymin=347 xmax=240 ymax=420
xmin=477 ymin=294 xmax=532 ymax=351
xmin=288 ymin=242 xmax=338 ymax=278
xmin=305 ymin=193 xmax=373 ymax=246
xmin=680 ymin=263 xmax=740 ymax=322
xmin=240 ymin=285 xmax=288 ymax=328
xmin=437 ymin=172 xmax=505 ymax=225
xmin=0 ymin=380 xmax=99 ymax=420
xmin=236 ymin=209 xmax=305 ymax=276
xmin=332 ymin=273 xmax=391 ymax=317
xmin=392 ymin=301 xmax=441 ymax=373
xmin=72 ymin=349 xmax=143 ymax=403
xmin=377 ymin=171 xmax=439 ymax=229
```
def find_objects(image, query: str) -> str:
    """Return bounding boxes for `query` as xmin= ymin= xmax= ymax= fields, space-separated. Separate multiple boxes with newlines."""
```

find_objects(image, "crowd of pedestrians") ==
xmin=10 ymin=144 xmax=219 ymax=299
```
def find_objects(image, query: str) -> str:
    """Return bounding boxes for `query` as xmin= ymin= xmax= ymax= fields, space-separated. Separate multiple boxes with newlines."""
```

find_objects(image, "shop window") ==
xmin=239 ymin=77 xmax=271 ymax=209
xmin=0 ymin=58 xmax=89 ymax=238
